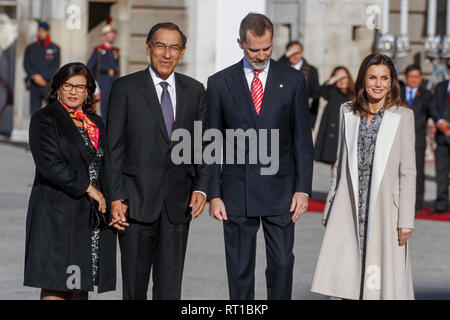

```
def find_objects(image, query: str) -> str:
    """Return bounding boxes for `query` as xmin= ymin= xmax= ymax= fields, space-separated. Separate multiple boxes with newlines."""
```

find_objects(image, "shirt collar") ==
xmin=148 ymin=64 xmax=176 ymax=89
xmin=293 ymin=59 xmax=304 ymax=71
xmin=243 ymin=57 xmax=270 ymax=75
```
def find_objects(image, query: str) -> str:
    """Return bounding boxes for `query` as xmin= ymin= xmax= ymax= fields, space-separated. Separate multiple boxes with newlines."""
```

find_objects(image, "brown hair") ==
xmin=239 ymin=13 xmax=274 ymax=42
xmin=330 ymin=66 xmax=355 ymax=99
xmin=349 ymin=53 xmax=404 ymax=116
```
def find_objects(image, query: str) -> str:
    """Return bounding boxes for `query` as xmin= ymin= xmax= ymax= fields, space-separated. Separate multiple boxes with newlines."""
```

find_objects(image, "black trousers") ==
xmin=118 ymin=205 xmax=190 ymax=300
xmin=223 ymin=214 xmax=295 ymax=300
xmin=415 ymin=145 xmax=426 ymax=212
xmin=435 ymin=143 xmax=450 ymax=212
xmin=30 ymin=84 xmax=49 ymax=115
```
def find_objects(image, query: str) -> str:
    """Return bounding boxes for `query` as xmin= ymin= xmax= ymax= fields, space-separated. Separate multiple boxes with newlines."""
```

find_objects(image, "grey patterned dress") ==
xmin=76 ymin=126 xmax=104 ymax=285
xmin=357 ymin=108 xmax=384 ymax=276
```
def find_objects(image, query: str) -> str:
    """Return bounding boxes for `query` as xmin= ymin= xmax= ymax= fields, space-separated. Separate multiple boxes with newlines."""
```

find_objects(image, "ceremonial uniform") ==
xmin=87 ymin=43 xmax=120 ymax=123
xmin=24 ymin=37 xmax=60 ymax=115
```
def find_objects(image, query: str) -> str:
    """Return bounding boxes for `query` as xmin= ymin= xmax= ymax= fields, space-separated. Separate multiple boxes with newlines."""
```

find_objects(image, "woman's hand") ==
xmin=398 ymin=228 xmax=413 ymax=246
xmin=321 ymin=219 xmax=326 ymax=227
xmin=86 ymin=184 xmax=106 ymax=214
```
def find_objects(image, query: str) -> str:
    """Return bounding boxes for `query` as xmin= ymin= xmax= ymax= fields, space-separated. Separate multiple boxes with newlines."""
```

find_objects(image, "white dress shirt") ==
xmin=149 ymin=64 xmax=177 ymax=120
xmin=243 ymin=57 xmax=270 ymax=92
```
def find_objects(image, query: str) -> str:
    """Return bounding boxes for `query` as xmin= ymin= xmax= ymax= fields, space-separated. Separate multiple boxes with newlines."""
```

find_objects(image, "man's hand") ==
xmin=109 ymin=200 xmax=129 ymax=231
xmin=437 ymin=120 xmax=449 ymax=134
xmin=290 ymin=192 xmax=309 ymax=223
xmin=398 ymin=228 xmax=413 ymax=246
xmin=31 ymin=74 xmax=47 ymax=87
xmin=209 ymin=198 xmax=228 ymax=222
xmin=189 ymin=192 xmax=206 ymax=219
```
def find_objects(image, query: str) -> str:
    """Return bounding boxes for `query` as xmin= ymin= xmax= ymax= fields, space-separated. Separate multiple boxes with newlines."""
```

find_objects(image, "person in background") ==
xmin=87 ymin=17 xmax=120 ymax=124
xmin=106 ymin=22 xmax=209 ymax=300
xmin=314 ymin=66 xmax=355 ymax=166
xmin=24 ymin=63 xmax=116 ymax=300
xmin=400 ymin=65 xmax=432 ymax=214
xmin=311 ymin=54 xmax=416 ymax=300
xmin=24 ymin=21 xmax=60 ymax=115
xmin=208 ymin=14 xmax=313 ymax=300
xmin=278 ymin=41 xmax=320 ymax=128
xmin=429 ymin=59 xmax=450 ymax=214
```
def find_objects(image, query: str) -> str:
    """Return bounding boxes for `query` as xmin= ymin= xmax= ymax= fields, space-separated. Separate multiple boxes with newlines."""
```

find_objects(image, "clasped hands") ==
xmin=108 ymin=192 xmax=207 ymax=231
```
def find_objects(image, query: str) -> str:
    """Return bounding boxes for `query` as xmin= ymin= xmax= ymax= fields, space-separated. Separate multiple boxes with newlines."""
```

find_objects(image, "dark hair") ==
xmin=286 ymin=40 xmax=303 ymax=52
xmin=146 ymin=22 xmax=187 ymax=48
xmin=239 ymin=13 xmax=273 ymax=42
xmin=349 ymin=53 xmax=403 ymax=116
xmin=46 ymin=62 xmax=97 ymax=114
xmin=330 ymin=66 xmax=355 ymax=99
xmin=404 ymin=64 xmax=422 ymax=76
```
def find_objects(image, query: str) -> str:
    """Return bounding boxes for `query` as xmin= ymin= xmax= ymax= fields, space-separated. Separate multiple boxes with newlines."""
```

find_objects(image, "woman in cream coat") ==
xmin=311 ymin=54 xmax=416 ymax=300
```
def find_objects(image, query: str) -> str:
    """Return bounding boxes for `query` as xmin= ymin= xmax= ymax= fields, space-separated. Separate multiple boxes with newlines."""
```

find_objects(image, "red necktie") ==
xmin=251 ymin=70 xmax=264 ymax=115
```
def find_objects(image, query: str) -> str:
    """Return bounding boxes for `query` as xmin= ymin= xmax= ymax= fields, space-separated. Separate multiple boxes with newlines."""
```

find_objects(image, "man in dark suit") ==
xmin=106 ymin=22 xmax=209 ymax=300
xmin=278 ymin=41 xmax=320 ymax=128
xmin=207 ymin=13 xmax=313 ymax=300
xmin=400 ymin=65 xmax=433 ymax=214
xmin=429 ymin=60 xmax=450 ymax=214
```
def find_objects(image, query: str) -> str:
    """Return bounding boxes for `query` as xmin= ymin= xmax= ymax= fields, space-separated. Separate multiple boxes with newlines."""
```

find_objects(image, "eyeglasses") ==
xmin=61 ymin=82 xmax=87 ymax=93
xmin=150 ymin=42 xmax=183 ymax=55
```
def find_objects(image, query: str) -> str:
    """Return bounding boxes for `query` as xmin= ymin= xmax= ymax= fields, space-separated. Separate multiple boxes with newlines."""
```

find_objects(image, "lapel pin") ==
xmin=279 ymin=84 xmax=284 ymax=88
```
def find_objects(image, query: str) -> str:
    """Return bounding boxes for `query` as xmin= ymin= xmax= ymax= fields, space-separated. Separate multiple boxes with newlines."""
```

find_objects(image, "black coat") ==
xmin=106 ymin=69 xmax=209 ymax=224
xmin=24 ymin=102 xmax=116 ymax=293
xmin=206 ymin=59 xmax=313 ymax=216
xmin=430 ymin=80 xmax=450 ymax=145
xmin=314 ymin=85 xmax=351 ymax=164
xmin=400 ymin=85 xmax=432 ymax=148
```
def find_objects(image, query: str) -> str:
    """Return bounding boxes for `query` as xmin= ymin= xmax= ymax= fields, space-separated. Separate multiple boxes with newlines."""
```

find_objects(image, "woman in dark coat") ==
xmin=314 ymin=66 xmax=355 ymax=164
xmin=24 ymin=62 xmax=116 ymax=300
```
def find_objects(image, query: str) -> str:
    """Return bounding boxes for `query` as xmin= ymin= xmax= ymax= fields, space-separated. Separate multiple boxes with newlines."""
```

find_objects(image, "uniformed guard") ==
xmin=24 ymin=21 xmax=60 ymax=115
xmin=87 ymin=17 xmax=120 ymax=123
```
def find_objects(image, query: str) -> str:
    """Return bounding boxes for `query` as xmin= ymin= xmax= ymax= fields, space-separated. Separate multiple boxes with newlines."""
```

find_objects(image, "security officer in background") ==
xmin=87 ymin=17 xmax=120 ymax=124
xmin=24 ymin=21 xmax=60 ymax=115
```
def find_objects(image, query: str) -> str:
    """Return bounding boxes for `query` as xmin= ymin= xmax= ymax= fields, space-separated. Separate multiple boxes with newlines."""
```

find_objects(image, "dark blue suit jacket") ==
xmin=206 ymin=59 xmax=313 ymax=217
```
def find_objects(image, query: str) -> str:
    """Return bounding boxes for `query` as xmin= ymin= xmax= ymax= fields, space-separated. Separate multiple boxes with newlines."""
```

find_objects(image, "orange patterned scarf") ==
xmin=59 ymin=99 xmax=99 ymax=150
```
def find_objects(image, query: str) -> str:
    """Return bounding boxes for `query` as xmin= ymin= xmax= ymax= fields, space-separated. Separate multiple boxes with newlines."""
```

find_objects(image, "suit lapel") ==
xmin=225 ymin=61 xmax=257 ymax=127
xmin=52 ymin=102 xmax=90 ymax=164
xmin=344 ymin=110 xmax=360 ymax=218
xmin=139 ymin=69 xmax=170 ymax=142
xmin=366 ymin=109 xmax=401 ymax=249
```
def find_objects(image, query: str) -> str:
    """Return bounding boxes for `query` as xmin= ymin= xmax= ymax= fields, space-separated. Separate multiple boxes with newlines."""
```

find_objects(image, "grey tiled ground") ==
xmin=0 ymin=142 xmax=449 ymax=300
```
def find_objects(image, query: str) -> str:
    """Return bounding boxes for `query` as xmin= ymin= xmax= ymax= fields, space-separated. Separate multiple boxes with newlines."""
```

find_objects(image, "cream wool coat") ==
xmin=311 ymin=103 xmax=416 ymax=300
